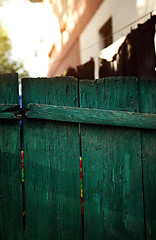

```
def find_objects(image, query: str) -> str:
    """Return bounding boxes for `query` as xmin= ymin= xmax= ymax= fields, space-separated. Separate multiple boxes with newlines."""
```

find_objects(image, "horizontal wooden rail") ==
xmin=25 ymin=103 xmax=156 ymax=129
xmin=0 ymin=104 xmax=22 ymax=119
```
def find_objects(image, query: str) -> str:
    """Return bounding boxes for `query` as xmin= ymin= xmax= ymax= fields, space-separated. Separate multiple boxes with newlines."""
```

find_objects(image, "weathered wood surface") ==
xmin=0 ymin=74 xmax=155 ymax=240
xmin=26 ymin=103 xmax=156 ymax=129
xmin=79 ymin=77 xmax=145 ymax=240
xmin=0 ymin=104 xmax=19 ymax=111
xmin=0 ymin=104 xmax=22 ymax=119
xmin=22 ymin=77 xmax=82 ymax=240
xmin=139 ymin=79 xmax=156 ymax=240
xmin=0 ymin=74 xmax=23 ymax=240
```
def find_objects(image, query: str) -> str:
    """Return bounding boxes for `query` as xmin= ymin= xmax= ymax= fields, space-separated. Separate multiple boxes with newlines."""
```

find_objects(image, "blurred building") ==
xmin=46 ymin=0 xmax=103 ymax=77
xmin=31 ymin=0 xmax=156 ymax=78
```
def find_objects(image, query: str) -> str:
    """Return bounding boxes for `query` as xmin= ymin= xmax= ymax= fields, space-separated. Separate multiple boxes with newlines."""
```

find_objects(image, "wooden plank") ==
xmin=139 ymin=79 xmax=156 ymax=240
xmin=0 ymin=104 xmax=22 ymax=119
xmin=0 ymin=112 xmax=22 ymax=119
xmin=0 ymin=74 xmax=24 ymax=240
xmin=79 ymin=77 xmax=144 ymax=240
xmin=22 ymin=77 xmax=82 ymax=240
xmin=0 ymin=74 xmax=19 ymax=104
xmin=0 ymin=104 xmax=20 ymax=111
xmin=26 ymin=103 xmax=156 ymax=129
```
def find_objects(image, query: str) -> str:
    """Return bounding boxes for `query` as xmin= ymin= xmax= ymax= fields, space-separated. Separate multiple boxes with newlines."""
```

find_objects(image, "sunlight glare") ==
xmin=0 ymin=0 xmax=61 ymax=77
xmin=137 ymin=0 xmax=146 ymax=8
xmin=62 ymin=31 xmax=69 ymax=44
xmin=136 ymin=0 xmax=146 ymax=15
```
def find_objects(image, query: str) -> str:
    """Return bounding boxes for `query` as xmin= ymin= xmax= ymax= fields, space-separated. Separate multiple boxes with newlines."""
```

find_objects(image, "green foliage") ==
xmin=0 ymin=22 xmax=29 ymax=78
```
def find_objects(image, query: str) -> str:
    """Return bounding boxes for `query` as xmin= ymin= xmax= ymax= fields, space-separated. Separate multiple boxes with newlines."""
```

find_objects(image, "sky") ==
xmin=0 ymin=0 xmax=59 ymax=77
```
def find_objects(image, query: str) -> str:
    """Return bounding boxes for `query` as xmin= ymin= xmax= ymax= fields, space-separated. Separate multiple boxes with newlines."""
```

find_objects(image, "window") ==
xmin=99 ymin=17 xmax=113 ymax=49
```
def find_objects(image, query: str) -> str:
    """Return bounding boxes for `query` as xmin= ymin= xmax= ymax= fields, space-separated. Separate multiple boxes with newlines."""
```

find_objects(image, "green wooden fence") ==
xmin=0 ymin=74 xmax=23 ymax=240
xmin=0 ymin=74 xmax=155 ymax=240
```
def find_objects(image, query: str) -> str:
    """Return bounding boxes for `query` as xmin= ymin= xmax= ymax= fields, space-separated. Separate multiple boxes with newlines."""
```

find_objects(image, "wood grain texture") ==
xmin=22 ymin=77 xmax=82 ymax=240
xmin=26 ymin=103 xmax=156 ymax=129
xmin=139 ymin=79 xmax=156 ymax=240
xmin=0 ymin=104 xmax=20 ymax=111
xmin=0 ymin=104 xmax=22 ymax=119
xmin=0 ymin=74 xmax=23 ymax=240
xmin=0 ymin=112 xmax=22 ymax=119
xmin=79 ymin=77 xmax=144 ymax=240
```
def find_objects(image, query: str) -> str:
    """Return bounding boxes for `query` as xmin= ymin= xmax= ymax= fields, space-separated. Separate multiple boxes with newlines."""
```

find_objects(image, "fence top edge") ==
xmin=0 ymin=74 xmax=155 ymax=82
xmin=21 ymin=76 xmax=78 ymax=81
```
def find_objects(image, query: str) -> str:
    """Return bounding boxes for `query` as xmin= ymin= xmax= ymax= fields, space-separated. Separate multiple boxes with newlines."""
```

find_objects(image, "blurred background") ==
xmin=0 ymin=0 xmax=156 ymax=79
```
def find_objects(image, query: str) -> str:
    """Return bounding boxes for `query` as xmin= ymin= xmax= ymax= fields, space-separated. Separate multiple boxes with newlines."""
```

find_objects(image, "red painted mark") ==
xmin=80 ymin=156 xmax=84 ymax=215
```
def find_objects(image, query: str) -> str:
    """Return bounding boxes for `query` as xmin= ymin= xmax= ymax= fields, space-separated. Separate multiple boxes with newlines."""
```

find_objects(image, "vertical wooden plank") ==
xmin=79 ymin=77 xmax=144 ymax=239
xmin=0 ymin=74 xmax=23 ymax=240
xmin=139 ymin=79 xmax=156 ymax=240
xmin=79 ymin=77 xmax=139 ymax=112
xmin=22 ymin=77 xmax=82 ymax=240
